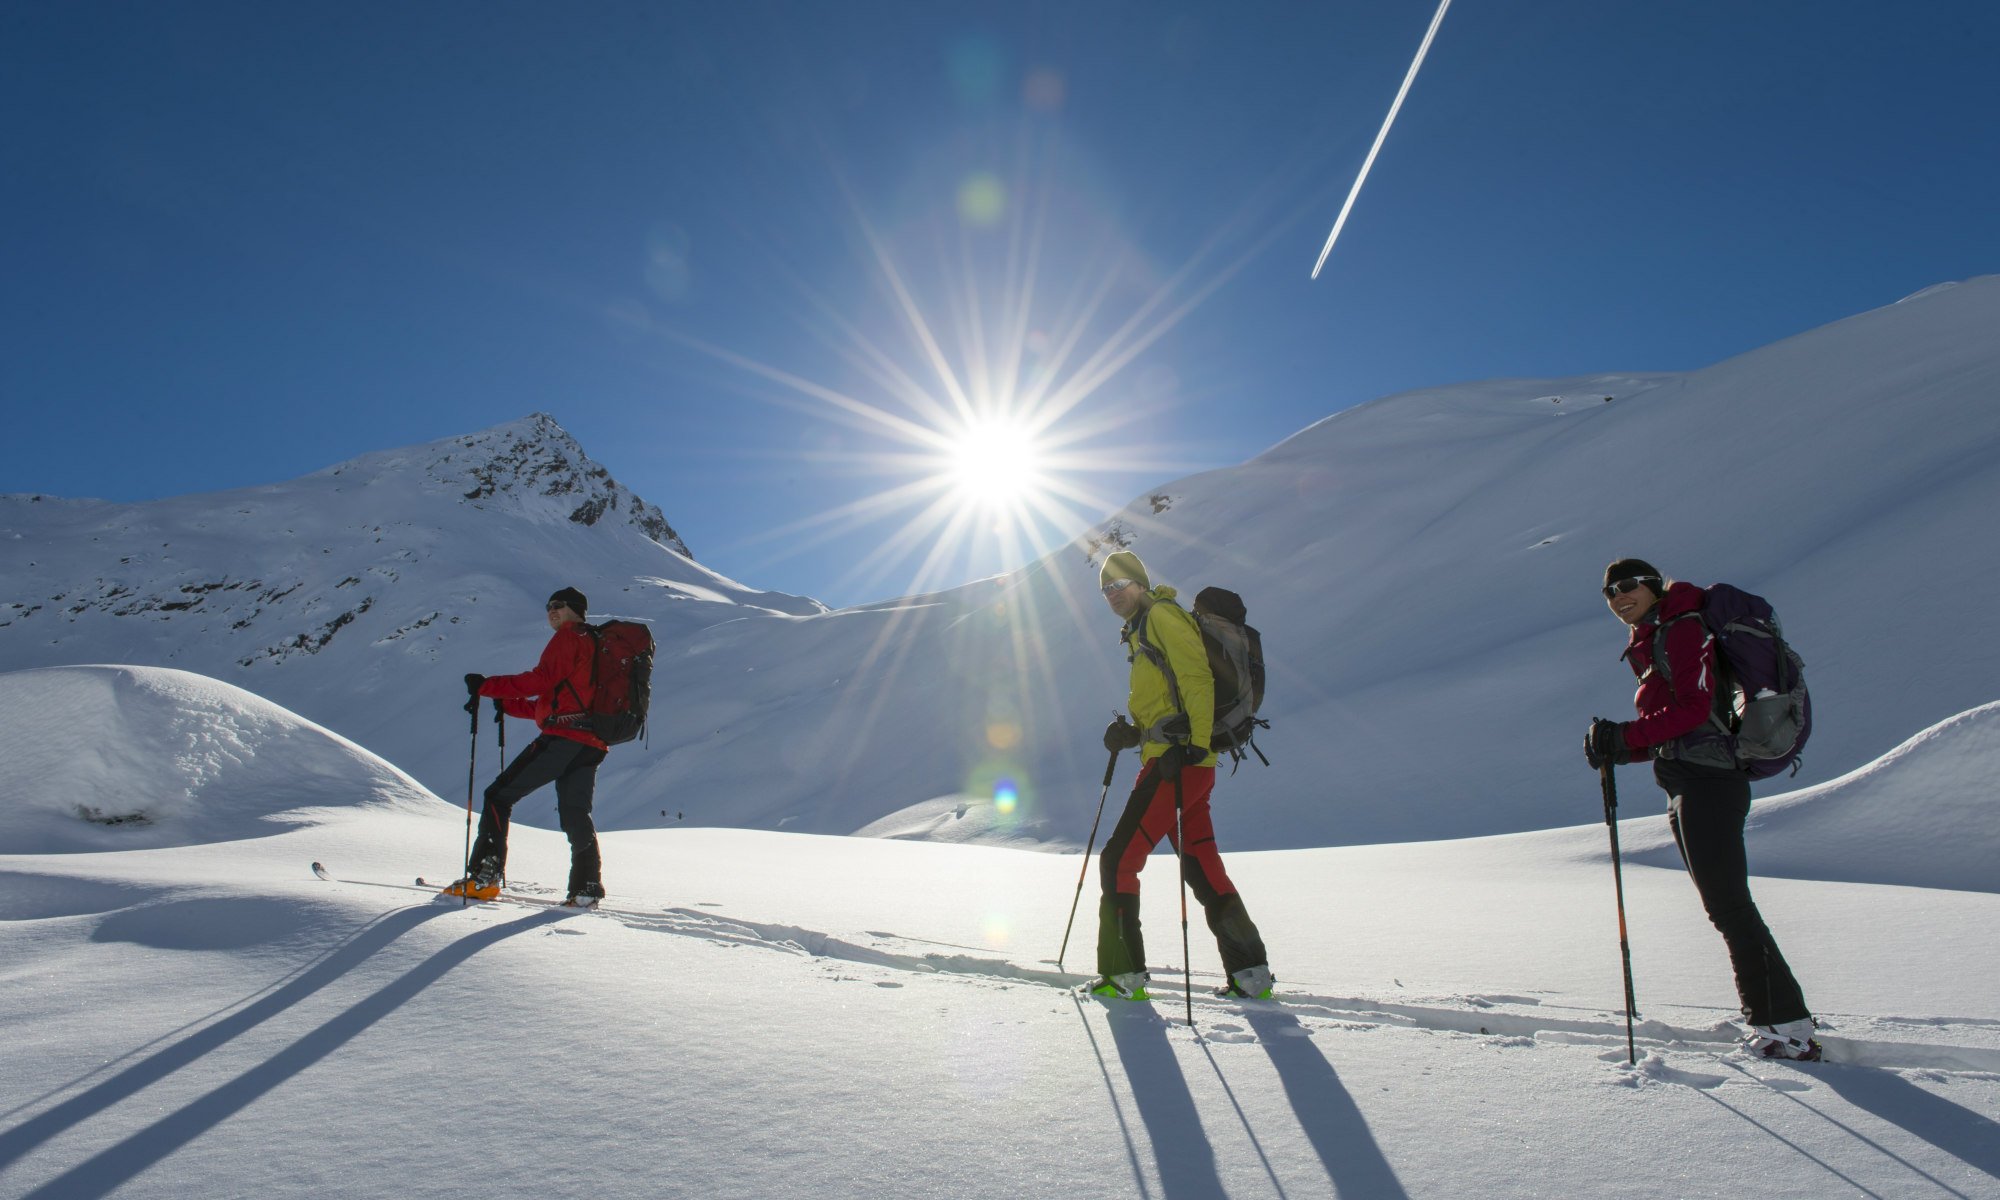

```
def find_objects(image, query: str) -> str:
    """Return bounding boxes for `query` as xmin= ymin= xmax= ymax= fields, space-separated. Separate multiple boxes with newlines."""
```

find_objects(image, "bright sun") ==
xmin=946 ymin=419 xmax=1043 ymax=508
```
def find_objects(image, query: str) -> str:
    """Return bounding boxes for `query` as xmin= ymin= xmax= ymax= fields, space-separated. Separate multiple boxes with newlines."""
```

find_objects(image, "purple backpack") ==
xmin=1651 ymin=583 xmax=1812 ymax=779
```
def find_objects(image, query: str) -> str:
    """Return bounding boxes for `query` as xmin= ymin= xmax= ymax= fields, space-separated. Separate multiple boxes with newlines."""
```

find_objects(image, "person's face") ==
xmin=547 ymin=602 xmax=580 ymax=630
xmin=1102 ymin=579 xmax=1145 ymax=621
xmin=1604 ymin=577 xmax=1658 ymax=626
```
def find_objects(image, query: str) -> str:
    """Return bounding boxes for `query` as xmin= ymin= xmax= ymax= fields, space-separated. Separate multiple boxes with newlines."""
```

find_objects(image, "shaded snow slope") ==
xmin=4 ymin=282 xmax=1999 ymax=851
xmin=1037 ymin=274 xmax=2000 ymax=845
xmin=0 ymin=666 xmax=441 ymax=853
xmin=1611 ymin=700 xmax=2000 ymax=894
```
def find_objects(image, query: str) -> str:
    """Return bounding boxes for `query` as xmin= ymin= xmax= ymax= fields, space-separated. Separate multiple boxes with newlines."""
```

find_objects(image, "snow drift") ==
xmin=0 ymin=665 xmax=441 ymax=853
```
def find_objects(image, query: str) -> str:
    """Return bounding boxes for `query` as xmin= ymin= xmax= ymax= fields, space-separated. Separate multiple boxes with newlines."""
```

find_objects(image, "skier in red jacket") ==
xmin=442 ymin=587 xmax=608 ymax=908
xmin=1585 ymin=558 xmax=1819 ymax=1060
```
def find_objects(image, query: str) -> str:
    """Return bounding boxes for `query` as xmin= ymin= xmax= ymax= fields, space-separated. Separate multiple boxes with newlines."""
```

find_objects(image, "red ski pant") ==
xmin=1099 ymin=761 xmax=1237 ymax=899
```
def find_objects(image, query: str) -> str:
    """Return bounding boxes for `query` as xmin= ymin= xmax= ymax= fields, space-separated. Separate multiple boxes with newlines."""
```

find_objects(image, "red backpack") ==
xmin=558 ymin=620 xmax=656 ymax=746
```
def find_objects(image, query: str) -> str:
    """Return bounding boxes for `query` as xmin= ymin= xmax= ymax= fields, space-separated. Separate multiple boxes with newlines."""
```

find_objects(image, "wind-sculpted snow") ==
xmin=0 ymin=666 xmax=440 ymax=853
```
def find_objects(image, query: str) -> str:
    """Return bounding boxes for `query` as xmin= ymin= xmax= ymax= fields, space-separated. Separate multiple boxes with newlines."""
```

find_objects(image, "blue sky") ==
xmin=5 ymin=1 xmax=1996 ymax=607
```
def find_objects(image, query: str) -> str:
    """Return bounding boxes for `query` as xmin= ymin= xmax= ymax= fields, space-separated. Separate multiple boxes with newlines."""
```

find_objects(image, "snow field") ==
xmin=5 ymin=775 xmax=2000 ymax=1199
xmin=4 ymin=634 xmax=2000 ymax=1196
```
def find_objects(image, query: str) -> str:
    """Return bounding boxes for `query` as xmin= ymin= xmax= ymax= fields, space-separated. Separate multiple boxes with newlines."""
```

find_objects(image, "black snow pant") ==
xmin=468 ymin=734 xmax=607 ymax=896
xmin=1095 ymin=760 xmax=1267 ymax=982
xmin=1655 ymin=758 xmax=1810 ymax=1026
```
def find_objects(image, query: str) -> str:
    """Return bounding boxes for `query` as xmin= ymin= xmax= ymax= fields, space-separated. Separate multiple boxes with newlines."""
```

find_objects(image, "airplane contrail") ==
xmin=1311 ymin=0 xmax=1457 ymax=280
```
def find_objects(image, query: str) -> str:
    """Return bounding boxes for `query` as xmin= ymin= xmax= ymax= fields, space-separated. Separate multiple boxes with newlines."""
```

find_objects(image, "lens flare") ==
xmin=957 ymin=173 xmax=1006 ymax=227
xmin=993 ymin=777 xmax=1019 ymax=815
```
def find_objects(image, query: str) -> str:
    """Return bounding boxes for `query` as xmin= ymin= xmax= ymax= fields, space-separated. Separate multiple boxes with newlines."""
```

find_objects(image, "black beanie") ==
xmin=1602 ymin=559 xmax=1664 ymax=590
xmin=547 ymin=587 xmax=588 ymax=618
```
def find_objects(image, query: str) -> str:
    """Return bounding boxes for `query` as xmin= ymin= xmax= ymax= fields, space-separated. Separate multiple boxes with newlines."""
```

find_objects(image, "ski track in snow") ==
xmin=320 ymin=871 xmax=2000 ymax=1077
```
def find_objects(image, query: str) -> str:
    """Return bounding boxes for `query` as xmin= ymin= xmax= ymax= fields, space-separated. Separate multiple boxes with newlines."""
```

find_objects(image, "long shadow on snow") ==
xmin=1241 ymin=1007 xmax=1410 ymax=1200
xmin=1808 ymin=1064 xmax=2000 ymax=1184
xmin=0 ymin=904 xmax=441 ymax=1171
xmin=12 ymin=906 xmax=563 ymax=1200
xmin=1102 ymin=1002 xmax=1228 ymax=1200
xmin=1 ymin=906 xmax=412 ymax=1127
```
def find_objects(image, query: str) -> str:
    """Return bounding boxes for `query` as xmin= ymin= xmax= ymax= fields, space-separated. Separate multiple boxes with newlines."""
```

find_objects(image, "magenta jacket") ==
xmin=1619 ymin=581 xmax=1719 ymax=757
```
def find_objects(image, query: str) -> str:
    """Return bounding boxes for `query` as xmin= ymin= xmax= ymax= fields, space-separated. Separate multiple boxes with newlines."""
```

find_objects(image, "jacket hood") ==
xmin=1628 ymin=581 xmax=1704 ymax=650
xmin=1652 ymin=580 xmax=1705 ymax=621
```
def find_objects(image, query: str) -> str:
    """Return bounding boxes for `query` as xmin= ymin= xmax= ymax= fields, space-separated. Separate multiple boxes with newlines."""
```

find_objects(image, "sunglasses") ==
xmin=1101 ymin=579 xmax=1139 ymax=597
xmin=1602 ymin=577 xmax=1661 ymax=600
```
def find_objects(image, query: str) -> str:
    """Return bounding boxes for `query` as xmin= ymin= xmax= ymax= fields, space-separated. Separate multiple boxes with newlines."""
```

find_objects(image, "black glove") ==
xmin=463 ymin=673 xmax=486 ymax=715
xmin=1585 ymin=718 xmax=1630 ymax=770
xmin=1155 ymin=742 xmax=1208 ymax=777
xmin=1103 ymin=717 xmax=1142 ymax=753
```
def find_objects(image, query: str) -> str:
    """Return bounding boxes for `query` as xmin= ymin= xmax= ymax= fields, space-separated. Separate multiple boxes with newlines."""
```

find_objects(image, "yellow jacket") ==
xmin=1122 ymin=587 xmax=1217 ymax=767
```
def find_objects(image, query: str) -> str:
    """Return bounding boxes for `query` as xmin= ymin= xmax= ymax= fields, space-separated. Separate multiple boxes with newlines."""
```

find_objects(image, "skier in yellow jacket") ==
xmin=1092 ymin=550 xmax=1272 ymax=1001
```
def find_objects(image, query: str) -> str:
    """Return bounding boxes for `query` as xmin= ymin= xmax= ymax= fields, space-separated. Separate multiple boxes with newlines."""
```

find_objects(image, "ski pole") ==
xmin=1601 ymin=761 xmax=1638 ymax=1064
xmin=1057 ymin=745 xmax=1122 ymax=972
xmin=1174 ymin=747 xmax=1193 ymax=1030
xmin=492 ymin=698 xmax=506 ymax=889
xmin=463 ymin=694 xmax=479 ymax=909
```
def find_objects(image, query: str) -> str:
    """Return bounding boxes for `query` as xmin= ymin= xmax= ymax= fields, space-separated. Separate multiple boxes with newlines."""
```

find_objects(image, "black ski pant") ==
xmin=468 ymin=734 xmax=606 ymax=896
xmin=1095 ymin=760 xmax=1267 ymax=982
xmin=1655 ymin=759 xmax=1810 ymax=1026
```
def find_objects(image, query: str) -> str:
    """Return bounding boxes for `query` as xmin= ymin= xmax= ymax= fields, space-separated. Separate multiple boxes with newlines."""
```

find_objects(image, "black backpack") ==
xmin=1645 ymin=584 xmax=1811 ymax=778
xmin=1130 ymin=587 xmax=1271 ymax=769
xmin=1191 ymin=587 xmax=1270 ymax=767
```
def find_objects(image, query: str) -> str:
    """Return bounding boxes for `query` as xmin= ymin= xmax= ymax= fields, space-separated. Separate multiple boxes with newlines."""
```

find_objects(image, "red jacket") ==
xmin=1620 ymin=581 xmax=1718 ymax=756
xmin=476 ymin=625 xmax=607 ymax=750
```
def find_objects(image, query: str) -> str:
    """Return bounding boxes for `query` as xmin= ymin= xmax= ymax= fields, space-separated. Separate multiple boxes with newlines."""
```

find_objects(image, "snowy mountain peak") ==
xmin=317 ymin=412 xmax=691 ymax=557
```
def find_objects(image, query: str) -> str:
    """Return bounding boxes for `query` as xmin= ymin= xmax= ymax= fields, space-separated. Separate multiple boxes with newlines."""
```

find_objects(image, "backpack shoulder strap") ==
xmin=1648 ymin=610 xmax=1703 ymax=695
xmin=1128 ymin=600 xmax=1194 ymax=736
xmin=558 ymin=623 xmax=603 ymax=712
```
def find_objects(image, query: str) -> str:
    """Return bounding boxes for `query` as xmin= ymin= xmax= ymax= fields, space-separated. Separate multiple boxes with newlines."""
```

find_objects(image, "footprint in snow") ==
xmin=1604 ymin=1050 xmax=1726 ymax=1091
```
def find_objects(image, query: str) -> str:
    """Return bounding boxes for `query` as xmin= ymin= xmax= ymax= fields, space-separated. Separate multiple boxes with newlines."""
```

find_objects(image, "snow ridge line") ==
xmin=317 ymin=870 xmax=2000 ymax=1072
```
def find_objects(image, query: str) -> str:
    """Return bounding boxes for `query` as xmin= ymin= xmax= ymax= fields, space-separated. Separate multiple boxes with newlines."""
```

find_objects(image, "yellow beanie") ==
xmin=1098 ymin=550 xmax=1150 ymax=591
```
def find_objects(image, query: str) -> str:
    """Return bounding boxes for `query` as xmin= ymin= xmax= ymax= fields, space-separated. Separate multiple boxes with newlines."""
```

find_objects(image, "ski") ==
xmin=309 ymin=862 xmax=597 ymax=911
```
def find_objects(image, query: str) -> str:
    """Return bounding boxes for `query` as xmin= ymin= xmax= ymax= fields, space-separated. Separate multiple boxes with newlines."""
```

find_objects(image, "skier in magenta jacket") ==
xmin=1587 ymin=558 xmax=1820 ymax=1060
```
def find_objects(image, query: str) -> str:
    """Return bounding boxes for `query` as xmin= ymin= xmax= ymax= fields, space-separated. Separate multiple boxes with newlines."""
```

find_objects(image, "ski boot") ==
xmin=439 ymin=869 xmax=500 ymax=902
xmin=1083 ymin=971 xmax=1151 ymax=1001
xmin=1215 ymin=964 xmax=1275 ymax=1000
xmin=562 ymin=883 xmax=605 ymax=910
xmin=1744 ymin=1018 xmax=1823 ymax=1061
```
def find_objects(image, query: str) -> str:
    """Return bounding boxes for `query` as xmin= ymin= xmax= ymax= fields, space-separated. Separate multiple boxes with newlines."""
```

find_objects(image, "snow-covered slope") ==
xmin=0 ymin=666 xmax=441 ymax=853
xmin=1615 ymin=700 xmax=2000 ymax=894
xmin=1 ymin=681 xmax=1997 ymax=1199
xmin=0 ymin=413 xmax=832 ymax=819
xmin=4 ymin=281 xmax=1999 ymax=850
